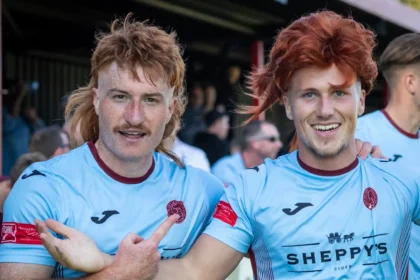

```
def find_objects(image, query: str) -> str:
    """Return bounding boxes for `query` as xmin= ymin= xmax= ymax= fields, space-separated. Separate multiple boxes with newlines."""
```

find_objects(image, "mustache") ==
xmin=114 ymin=125 xmax=150 ymax=134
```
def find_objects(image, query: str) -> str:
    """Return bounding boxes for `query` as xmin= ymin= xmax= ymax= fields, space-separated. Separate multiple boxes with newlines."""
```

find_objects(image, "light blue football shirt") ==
xmin=204 ymin=151 xmax=420 ymax=279
xmin=0 ymin=141 xmax=224 ymax=278
xmin=356 ymin=109 xmax=420 ymax=280
xmin=211 ymin=152 xmax=245 ymax=186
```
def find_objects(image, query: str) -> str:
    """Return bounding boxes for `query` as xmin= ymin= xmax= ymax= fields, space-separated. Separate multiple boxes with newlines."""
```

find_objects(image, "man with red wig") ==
xmin=155 ymin=10 xmax=420 ymax=279
xmin=33 ymin=10 xmax=419 ymax=279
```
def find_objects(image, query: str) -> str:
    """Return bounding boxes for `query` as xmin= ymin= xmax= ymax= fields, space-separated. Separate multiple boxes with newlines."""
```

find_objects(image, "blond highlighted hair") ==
xmin=65 ymin=14 xmax=186 ymax=166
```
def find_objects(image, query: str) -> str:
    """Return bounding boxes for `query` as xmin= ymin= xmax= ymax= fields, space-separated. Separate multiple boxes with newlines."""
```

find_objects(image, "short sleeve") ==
xmin=211 ymin=162 xmax=228 ymax=185
xmin=204 ymin=169 xmax=260 ymax=254
xmin=0 ymin=165 xmax=63 ymax=266
xmin=211 ymin=161 xmax=238 ymax=187
xmin=201 ymin=172 xmax=224 ymax=224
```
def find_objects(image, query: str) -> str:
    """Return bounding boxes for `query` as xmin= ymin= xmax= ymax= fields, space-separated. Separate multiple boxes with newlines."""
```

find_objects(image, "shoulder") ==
xmin=363 ymin=157 xmax=419 ymax=186
xmin=358 ymin=110 xmax=382 ymax=121
xmin=355 ymin=111 xmax=384 ymax=139
xmin=212 ymin=154 xmax=234 ymax=169
xmin=229 ymin=156 xmax=277 ymax=195
xmin=12 ymin=144 xmax=91 ymax=193
xmin=356 ymin=110 xmax=383 ymax=128
xmin=238 ymin=152 xmax=303 ymax=192
xmin=34 ymin=144 xmax=90 ymax=174
xmin=156 ymin=152 xmax=224 ymax=194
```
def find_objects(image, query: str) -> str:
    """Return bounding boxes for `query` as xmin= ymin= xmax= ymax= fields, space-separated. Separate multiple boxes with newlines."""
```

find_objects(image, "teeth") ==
xmin=122 ymin=131 xmax=142 ymax=135
xmin=313 ymin=124 xmax=339 ymax=131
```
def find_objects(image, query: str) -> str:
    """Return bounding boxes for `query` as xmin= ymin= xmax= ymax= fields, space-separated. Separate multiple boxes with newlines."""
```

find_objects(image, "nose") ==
xmin=316 ymin=95 xmax=334 ymax=118
xmin=124 ymin=100 xmax=145 ymax=126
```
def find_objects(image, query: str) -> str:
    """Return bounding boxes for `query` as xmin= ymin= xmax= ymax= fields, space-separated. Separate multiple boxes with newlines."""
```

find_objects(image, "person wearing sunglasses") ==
xmin=211 ymin=120 xmax=282 ymax=186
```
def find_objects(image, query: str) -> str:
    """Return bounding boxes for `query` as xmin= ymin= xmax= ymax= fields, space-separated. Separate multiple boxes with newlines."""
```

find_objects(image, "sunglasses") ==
xmin=249 ymin=136 xmax=280 ymax=142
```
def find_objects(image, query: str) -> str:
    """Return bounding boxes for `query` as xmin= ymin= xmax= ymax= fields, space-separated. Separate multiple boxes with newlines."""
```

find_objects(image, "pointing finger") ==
xmin=148 ymin=214 xmax=179 ymax=244
xmin=35 ymin=220 xmax=63 ymax=262
xmin=44 ymin=219 xmax=79 ymax=239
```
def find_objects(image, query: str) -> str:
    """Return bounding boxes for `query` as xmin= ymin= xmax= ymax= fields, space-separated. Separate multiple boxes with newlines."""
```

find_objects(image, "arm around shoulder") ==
xmin=157 ymin=234 xmax=243 ymax=280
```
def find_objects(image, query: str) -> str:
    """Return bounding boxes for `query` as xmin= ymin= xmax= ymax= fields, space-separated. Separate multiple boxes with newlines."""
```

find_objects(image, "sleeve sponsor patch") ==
xmin=1 ymin=222 xmax=42 ymax=245
xmin=213 ymin=201 xmax=238 ymax=226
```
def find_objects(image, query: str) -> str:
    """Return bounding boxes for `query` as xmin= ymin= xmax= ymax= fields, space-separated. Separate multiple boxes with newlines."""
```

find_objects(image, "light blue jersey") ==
xmin=204 ymin=151 xmax=420 ymax=279
xmin=211 ymin=152 xmax=245 ymax=186
xmin=0 ymin=141 xmax=224 ymax=278
xmin=356 ymin=109 xmax=420 ymax=279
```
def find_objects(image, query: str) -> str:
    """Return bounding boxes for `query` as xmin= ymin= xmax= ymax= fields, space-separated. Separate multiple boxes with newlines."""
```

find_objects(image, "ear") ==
xmin=92 ymin=88 xmax=100 ymax=115
xmin=249 ymin=139 xmax=259 ymax=150
xmin=283 ymin=95 xmax=293 ymax=120
xmin=167 ymin=97 xmax=177 ymax=124
xmin=357 ymin=89 xmax=366 ymax=117
xmin=406 ymin=73 xmax=418 ymax=96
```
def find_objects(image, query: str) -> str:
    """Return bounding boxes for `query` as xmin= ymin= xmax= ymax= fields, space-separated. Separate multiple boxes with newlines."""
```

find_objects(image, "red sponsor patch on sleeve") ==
xmin=213 ymin=201 xmax=238 ymax=226
xmin=1 ymin=222 xmax=42 ymax=245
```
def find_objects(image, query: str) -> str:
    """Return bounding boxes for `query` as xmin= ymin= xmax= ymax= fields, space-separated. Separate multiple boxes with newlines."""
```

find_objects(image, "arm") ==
xmin=158 ymin=168 xmax=260 ymax=280
xmin=0 ymin=262 xmax=131 ymax=280
xmin=32 ymin=216 xmax=180 ymax=280
xmin=157 ymin=234 xmax=243 ymax=280
xmin=0 ymin=165 xmax=66 ymax=278
xmin=0 ymin=263 xmax=53 ymax=280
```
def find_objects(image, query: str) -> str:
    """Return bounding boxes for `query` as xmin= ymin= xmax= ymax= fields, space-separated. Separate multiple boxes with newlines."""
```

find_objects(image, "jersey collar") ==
xmin=88 ymin=141 xmax=155 ymax=184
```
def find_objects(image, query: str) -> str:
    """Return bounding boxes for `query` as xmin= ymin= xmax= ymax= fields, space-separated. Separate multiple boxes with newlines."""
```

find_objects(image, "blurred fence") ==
xmin=4 ymin=51 xmax=90 ymax=125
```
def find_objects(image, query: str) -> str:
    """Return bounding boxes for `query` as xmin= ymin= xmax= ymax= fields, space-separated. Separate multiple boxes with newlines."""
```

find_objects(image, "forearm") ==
xmin=56 ymin=254 xmax=116 ymax=280
xmin=75 ymin=267 xmax=122 ymax=280
xmin=156 ymin=235 xmax=244 ymax=280
xmin=155 ymin=258 xmax=197 ymax=280
xmin=12 ymin=95 xmax=25 ymax=117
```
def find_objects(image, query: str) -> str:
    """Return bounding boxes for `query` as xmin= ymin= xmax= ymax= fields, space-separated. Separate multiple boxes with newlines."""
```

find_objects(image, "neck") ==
xmin=95 ymin=140 xmax=153 ymax=178
xmin=298 ymin=139 xmax=358 ymax=171
xmin=241 ymin=149 xmax=264 ymax=169
xmin=385 ymin=98 xmax=420 ymax=134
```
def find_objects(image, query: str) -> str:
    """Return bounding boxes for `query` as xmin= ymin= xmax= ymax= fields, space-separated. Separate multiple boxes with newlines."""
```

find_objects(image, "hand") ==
xmin=355 ymin=139 xmax=386 ymax=160
xmin=111 ymin=214 xmax=179 ymax=280
xmin=35 ymin=219 xmax=110 ymax=273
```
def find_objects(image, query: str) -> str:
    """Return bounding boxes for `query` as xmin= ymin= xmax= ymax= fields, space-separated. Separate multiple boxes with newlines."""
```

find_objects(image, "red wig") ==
xmin=242 ymin=10 xmax=378 ymax=123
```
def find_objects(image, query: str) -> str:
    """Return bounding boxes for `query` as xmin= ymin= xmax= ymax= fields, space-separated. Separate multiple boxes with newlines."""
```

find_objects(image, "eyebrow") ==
xmin=296 ymin=87 xmax=320 ymax=93
xmin=296 ymin=85 xmax=348 ymax=93
xmin=107 ymin=88 xmax=164 ymax=97
xmin=107 ymin=88 xmax=130 ymax=95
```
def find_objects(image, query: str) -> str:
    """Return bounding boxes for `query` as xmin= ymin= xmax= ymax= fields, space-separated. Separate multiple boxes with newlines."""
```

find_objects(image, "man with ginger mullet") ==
xmin=31 ymin=11 xmax=398 ymax=280
xmin=0 ymin=14 xmax=225 ymax=279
